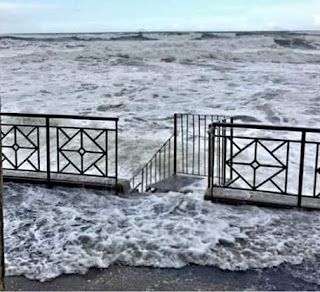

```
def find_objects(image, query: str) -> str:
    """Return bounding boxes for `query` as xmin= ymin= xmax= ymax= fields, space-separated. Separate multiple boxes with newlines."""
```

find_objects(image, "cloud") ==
xmin=0 ymin=1 xmax=59 ymax=33
xmin=0 ymin=2 xmax=22 ymax=11
xmin=0 ymin=1 xmax=55 ymax=12
xmin=0 ymin=0 xmax=319 ymax=33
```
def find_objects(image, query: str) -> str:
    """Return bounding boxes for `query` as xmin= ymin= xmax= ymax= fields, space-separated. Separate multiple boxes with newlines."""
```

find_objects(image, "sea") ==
xmin=1 ymin=31 xmax=320 ymax=286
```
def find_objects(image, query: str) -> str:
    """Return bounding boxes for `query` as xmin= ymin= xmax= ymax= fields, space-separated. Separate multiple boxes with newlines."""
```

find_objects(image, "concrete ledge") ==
xmin=205 ymin=187 xmax=320 ymax=210
xmin=3 ymin=173 xmax=130 ymax=193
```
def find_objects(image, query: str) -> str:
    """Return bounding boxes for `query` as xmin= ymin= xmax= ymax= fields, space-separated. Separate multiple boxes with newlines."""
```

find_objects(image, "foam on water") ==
xmin=1 ymin=32 xmax=320 ymax=175
xmin=3 ymin=183 xmax=320 ymax=282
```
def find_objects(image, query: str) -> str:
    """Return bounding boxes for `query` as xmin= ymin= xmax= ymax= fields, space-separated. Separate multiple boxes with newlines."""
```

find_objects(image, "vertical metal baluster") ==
xmin=253 ymin=138 xmax=258 ymax=189
xmin=181 ymin=115 xmax=184 ymax=173
xmin=14 ymin=126 xmax=17 ymax=169
xmin=208 ymin=126 xmax=212 ymax=188
xmin=174 ymin=113 xmax=177 ymax=175
xmin=56 ymin=127 xmax=59 ymax=174
xmin=204 ymin=115 xmax=207 ymax=176
xmin=141 ymin=168 xmax=144 ymax=192
xmin=223 ymin=124 xmax=227 ymax=186
xmin=164 ymin=144 xmax=166 ymax=179
xmin=186 ymin=114 xmax=189 ymax=173
xmin=37 ymin=127 xmax=40 ymax=171
xmin=217 ymin=125 xmax=221 ymax=185
xmin=192 ymin=115 xmax=195 ymax=174
xmin=168 ymin=139 xmax=171 ymax=175
xmin=147 ymin=163 xmax=150 ymax=186
xmin=105 ymin=131 xmax=108 ymax=177
xmin=297 ymin=131 xmax=306 ymax=208
xmin=115 ymin=120 xmax=118 ymax=194
xmin=313 ymin=143 xmax=319 ymax=197
xmin=198 ymin=115 xmax=201 ymax=175
xmin=211 ymin=116 xmax=214 ymax=179
xmin=80 ymin=129 xmax=84 ymax=174
xmin=230 ymin=117 xmax=234 ymax=180
xmin=46 ymin=117 xmax=51 ymax=187
xmin=159 ymin=150 xmax=162 ymax=180
xmin=210 ymin=126 xmax=216 ymax=198
xmin=155 ymin=155 xmax=157 ymax=181
xmin=285 ymin=141 xmax=290 ymax=194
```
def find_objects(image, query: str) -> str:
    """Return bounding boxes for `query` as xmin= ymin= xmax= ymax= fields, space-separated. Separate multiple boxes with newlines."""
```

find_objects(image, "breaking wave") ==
xmin=0 ymin=34 xmax=158 ymax=42
xmin=193 ymin=33 xmax=231 ymax=40
xmin=274 ymin=38 xmax=318 ymax=50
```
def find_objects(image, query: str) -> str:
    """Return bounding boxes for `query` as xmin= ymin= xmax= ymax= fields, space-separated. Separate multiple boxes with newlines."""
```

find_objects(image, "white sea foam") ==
xmin=1 ymin=32 xmax=320 ymax=175
xmin=3 ymin=183 xmax=320 ymax=282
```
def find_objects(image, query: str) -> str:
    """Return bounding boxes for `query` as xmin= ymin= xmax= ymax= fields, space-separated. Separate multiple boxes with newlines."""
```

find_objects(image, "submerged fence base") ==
xmin=205 ymin=188 xmax=320 ymax=210
xmin=3 ymin=171 xmax=130 ymax=193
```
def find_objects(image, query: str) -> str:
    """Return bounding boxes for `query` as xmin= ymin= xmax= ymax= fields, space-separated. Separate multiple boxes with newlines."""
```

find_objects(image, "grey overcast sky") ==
xmin=0 ymin=0 xmax=319 ymax=34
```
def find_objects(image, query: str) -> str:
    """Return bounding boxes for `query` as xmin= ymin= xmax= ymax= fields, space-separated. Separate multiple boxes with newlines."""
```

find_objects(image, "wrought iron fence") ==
xmin=130 ymin=113 xmax=230 ymax=192
xmin=208 ymin=122 xmax=320 ymax=207
xmin=175 ymin=113 xmax=231 ymax=177
xmin=1 ymin=113 xmax=118 ymax=189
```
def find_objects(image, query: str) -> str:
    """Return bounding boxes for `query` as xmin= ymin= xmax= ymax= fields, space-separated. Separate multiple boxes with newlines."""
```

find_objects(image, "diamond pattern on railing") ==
xmin=226 ymin=138 xmax=288 ymax=192
xmin=57 ymin=128 xmax=107 ymax=176
xmin=1 ymin=125 xmax=39 ymax=171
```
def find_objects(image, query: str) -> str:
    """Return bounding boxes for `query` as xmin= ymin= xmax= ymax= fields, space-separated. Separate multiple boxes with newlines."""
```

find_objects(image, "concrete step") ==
xmin=149 ymin=174 xmax=203 ymax=193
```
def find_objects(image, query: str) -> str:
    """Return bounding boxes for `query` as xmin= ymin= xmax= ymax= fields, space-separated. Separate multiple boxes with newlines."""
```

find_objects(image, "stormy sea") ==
xmin=1 ymin=31 xmax=320 ymax=289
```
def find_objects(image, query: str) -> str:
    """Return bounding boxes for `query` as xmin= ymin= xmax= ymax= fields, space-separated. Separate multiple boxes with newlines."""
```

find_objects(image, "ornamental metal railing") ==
xmin=208 ymin=122 xmax=320 ymax=207
xmin=130 ymin=113 xmax=231 ymax=192
xmin=174 ymin=113 xmax=231 ymax=177
xmin=0 ymin=113 xmax=118 ymax=189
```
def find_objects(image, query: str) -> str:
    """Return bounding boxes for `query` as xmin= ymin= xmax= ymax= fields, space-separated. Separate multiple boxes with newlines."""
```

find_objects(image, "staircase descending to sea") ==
xmin=130 ymin=113 xmax=230 ymax=193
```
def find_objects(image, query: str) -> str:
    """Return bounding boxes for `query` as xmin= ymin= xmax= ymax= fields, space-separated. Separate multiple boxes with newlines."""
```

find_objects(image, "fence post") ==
xmin=115 ymin=119 xmax=118 ymax=195
xmin=46 ymin=117 xmax=51 ymax=187
xmin=173 ymin=113 xmax=177 ymax=175
xmin=222 ymin=121 xmax=227 ymax=186
xmin=297 ymin=131 xmax=306 ymax=208
xmin=208 ymin=125 xmax=212 ymax=188
xmin=230 ymin=117 xmax=234 ymax=180
xmin=0 ymin=111 xmax=5 ymax=291
xmin=208 ymin=125 xmax=216 ymax=199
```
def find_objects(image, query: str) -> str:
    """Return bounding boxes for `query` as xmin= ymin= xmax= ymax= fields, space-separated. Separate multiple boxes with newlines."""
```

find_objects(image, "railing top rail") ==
xmin=210 ymin=122 xmax=320 ymax=134
xmin=0 ymin=112 xmax=118 ymax=122
xmin=175 ymin=113 xmax=230 ymax=118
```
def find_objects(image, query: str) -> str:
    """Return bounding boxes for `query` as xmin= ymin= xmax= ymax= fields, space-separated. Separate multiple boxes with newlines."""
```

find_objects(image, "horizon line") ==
xmin=1 ymin=29 xmax=319 ymax=35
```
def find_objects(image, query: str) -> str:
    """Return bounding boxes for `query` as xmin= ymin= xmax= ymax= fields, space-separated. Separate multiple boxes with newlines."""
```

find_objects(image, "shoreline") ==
xmin=5 ymin=264 xmax=320 ymax=291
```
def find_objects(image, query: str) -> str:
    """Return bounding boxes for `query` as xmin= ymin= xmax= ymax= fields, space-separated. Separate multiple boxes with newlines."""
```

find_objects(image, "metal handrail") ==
xmin=0 ymin=112 xmax=118 ymax=121
xmin=130 ymin=134 xmax=174 ymax=192
xmin=210 ymin=122 xmax=320 ymax=133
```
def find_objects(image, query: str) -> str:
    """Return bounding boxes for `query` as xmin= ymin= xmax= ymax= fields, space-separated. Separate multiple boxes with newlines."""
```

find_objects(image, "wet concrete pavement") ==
xmin=5 ymin=264 xmax=320 ymax=291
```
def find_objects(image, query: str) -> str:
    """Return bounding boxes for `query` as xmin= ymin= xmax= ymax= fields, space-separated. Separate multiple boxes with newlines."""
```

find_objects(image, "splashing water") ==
xmin=3 ymin=182 xmax=320 ymax=282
